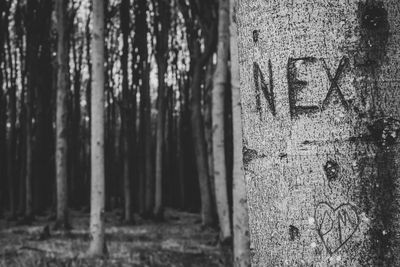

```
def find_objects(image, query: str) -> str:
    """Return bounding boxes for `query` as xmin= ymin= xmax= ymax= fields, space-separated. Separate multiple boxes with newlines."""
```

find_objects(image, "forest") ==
xmin=2 ymin=0 xmax=400 ymax=266
xmin=0 ymin=0 xmax=250 ymax=266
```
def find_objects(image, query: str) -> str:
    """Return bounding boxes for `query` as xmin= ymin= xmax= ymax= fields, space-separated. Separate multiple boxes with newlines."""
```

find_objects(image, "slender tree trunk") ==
xmin=33 ymin=0 xmax=54 ymax=213
xmin=154 ymin=1 xmax=170 ymax=219
xmin=143 ymin=62 xmax=154 ymax=217
xmin=177 ymin=77 xmax=186 ymax=209
xmin=212 ymin=0 xmax=232 ymax=242
xmin=191 ymin=44 xmax=214 ymax=226
xmin=230 ymin=0 xmax=250 ymax=265
xmin=0 ymin=87 xmax=5 ymax=218
xmin=55 ymin=0 xmax=70 ymax=230
xmin=25 ymin=92 xmax=33 ymax=218
xmin=136 ymin=0 xmax=150 ymax=216
xmin=154 ymin=64 xmax=166 ymax=219
xmin=204 ymin=59 xmax=214 ymax=209
xmin=84 ymin=14 xmax=92 ymax=208
xmin=87 ymin=0 xmax=106 ymax=256
xmin=71 ymin=33 xmax=83 ymax=207
xmin=7 ymin=85 xmax=17 ymax=217
xmin=6 ymin=32 xmax=17 ymax=219
xmin=120 ymin=0 xmax=133 ymax=223
xmin=237 ymin=1 xmax=400 ymax=265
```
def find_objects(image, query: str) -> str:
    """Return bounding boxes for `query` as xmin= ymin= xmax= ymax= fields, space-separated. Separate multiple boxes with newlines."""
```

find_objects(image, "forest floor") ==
xmin=0 ymin=209 xmax=230 ymax=267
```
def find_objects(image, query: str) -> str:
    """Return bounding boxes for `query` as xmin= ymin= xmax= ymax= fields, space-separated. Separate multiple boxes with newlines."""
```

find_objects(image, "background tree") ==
xmin=153 ymin=0 xmax=171 ymax=220
xmin=0 ymin=0 xmax=254 ymax=264
xmin=230 ymin=0 xmax=250 ymax=266
xmin=87 ymin=0 xmax=106 ymax=256
xmin=55 ymin=0 xmax=70 ymax=230
xmin=120 ymin=0 xmax=133 ymax=224
xmin=212 ymin=0 xmax=232 ymax=243
xmin=179 ymin=0 xmax=218 ymax=227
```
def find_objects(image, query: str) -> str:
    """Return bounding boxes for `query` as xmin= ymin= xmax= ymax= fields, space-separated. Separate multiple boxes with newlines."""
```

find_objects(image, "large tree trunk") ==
xmin=212 ymin=0 xmax=232 ymax=242
xmin=230 ymin=0 xmax=250 ymax=265
xmin=237 ymin=1 xmax=400 ymax=265
xmin=87 ymin=0 xmax=106 ymax=256
xmin=55 ymin=0 xmax=70 ymax=230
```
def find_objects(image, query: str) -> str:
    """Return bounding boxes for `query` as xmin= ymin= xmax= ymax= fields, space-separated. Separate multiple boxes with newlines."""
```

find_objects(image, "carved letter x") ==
xmin=321 ymin=56 xmax=350 ymax=110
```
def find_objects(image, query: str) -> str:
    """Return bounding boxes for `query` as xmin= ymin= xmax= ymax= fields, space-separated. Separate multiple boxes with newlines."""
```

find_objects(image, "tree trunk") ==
xmin=143 ymin=62 xmax=154 ymax=217
xmin=25 ymin=60 xmax=33 ymax=220
xmin=120 ymin=0 xmax=133 ymax=223
xmin=237 ymin=1 xmax=400 ymax=265
xmin=154 ymin=62 xmax=166 ymax=219
xmin=154 ymin=0 xmax=171 ymax=219
xmin=6 ymin=27 xmax=17 ymax=219
xmin=191 ymin=44 xmax=214 ymax=226
xmin=87 ymin=0 xmax=106 ymax=256
xmin=230 ymin=0 xmax=250 ymax=265
xmin=212 ymin=0 xmax=232 ymax=242
xmin=71 ymin=30 xmax=83 ymax=207
xmin=55 ymin=0 xmax=70 ymax=230
xmin=0 ymin=87 xmax=6 ymax=218
xmin=204 ymin=59 xmax=214 ymax=213
xmin=177 ymin=77 xmax=186 ymax=210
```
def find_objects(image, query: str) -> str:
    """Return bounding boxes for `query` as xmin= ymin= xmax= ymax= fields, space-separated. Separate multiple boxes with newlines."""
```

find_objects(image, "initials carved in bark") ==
xmin=288 ymin=56 xmax=351 ymax=118
xmin=253 ymin=61 xmax=276 ymax=119
xmin=314 ymin=202 xmax=360 ymax=255
xmin=252 ymin=56 xmax=353 ymax=119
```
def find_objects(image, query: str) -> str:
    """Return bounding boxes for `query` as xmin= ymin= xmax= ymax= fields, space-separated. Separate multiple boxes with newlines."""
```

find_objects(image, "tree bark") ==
xmin=213 ymin=0 xmax=232 ymax=242
xmin=87 ymin=0 xmax=106 ymax=256
xmin=237 ymin=1 xmax=400 ymax=265
xmin=230 ymin=0 xmax=250 ymax=265
xmin=55 ymin=0 xmax=70 ymax=230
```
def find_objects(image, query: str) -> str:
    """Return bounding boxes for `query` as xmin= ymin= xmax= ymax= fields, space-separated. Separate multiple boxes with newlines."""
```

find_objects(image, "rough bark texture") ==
xmin=88 ymin=0 xmax=106 ymax=256
xmin=213 ymin=0 xmax=232 ymax=241
xmin=230 ymin=0 xmax=251 ymax=265
xmin=55 ymin=0 xmax=69 ymax=230
xmin=237 ymin=0 xmax=400 ymax=265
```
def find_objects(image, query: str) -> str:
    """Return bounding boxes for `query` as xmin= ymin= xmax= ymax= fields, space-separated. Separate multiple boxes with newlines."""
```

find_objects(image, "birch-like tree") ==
xmin=212 ymin=0 xmax=232 ymax=242
xmin=230 ymin=0 xmax=250 ymax=265
xmin=237 ymin=1 xmax=400 ymax=265
xmin=87 ymin=0 xmax=106 ymax=256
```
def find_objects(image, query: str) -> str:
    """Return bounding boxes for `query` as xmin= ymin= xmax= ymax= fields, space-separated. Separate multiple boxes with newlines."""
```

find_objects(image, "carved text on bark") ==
xmin=314 ymin=202 xmax=360 ymax=255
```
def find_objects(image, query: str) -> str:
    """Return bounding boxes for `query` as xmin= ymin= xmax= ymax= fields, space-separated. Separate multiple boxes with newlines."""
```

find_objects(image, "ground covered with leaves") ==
xmin=0 ymin=209 xmax=230 ymax=266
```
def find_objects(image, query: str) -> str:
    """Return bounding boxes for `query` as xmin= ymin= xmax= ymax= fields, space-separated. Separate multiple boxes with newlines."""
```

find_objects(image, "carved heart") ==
xmin=314 ymin=202 xmax=360 ymax=255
